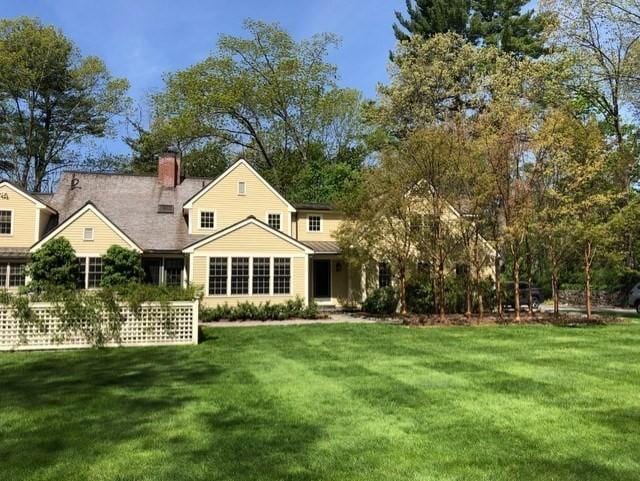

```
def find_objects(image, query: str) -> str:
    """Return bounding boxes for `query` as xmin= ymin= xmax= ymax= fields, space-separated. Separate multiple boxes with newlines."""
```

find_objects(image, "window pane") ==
xmin=273 ymin=257 xmax=291 ymax=294
xmin=164 ymin=258 xmax=183 ymax=287
xmin=231 ymin=257 xmax=249 ymax=295
xmin=252 ymin=257 xmax=270 ymax=295
xmin=378 ymin=262 xmax=391 ymax=288
xmin=8 ymin=263 xmax=25 ymax=287
xmin=200 ymin=211 xmax=215 ymax=229
xmin=308 ymin=215 xmax=321 ymax=232
xmin=76 ymin=258 xmax=87 ymax=289
xmin=87 ymin=257 xmax=102 ymax=288
xmin=0 ymin=210 xmax=12 ymax=234
xmin=267 ymin=214 xmax=281 ymax=231
xmin=209 ymin=257 xmax=227 ymax=295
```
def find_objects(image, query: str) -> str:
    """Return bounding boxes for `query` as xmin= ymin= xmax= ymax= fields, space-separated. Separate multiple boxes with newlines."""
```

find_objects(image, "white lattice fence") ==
xmin=0 ymin=301 xmax=199 ymax=351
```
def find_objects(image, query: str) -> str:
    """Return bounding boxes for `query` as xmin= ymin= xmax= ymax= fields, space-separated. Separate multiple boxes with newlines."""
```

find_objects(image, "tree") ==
xmin=0 ymin=17 xmax=129 ymax=192
xmin=27 ymin=237 xmax=78 ymax=291
xmin=147 ymin=19 xmax=366 ymax=196
xmin=100 ymin=245 xmax=145 ymax=287
xmin=393 ymin=0 xmax=470 ymax=42
xmin=393 ymin=0 xmax=549 ymax=58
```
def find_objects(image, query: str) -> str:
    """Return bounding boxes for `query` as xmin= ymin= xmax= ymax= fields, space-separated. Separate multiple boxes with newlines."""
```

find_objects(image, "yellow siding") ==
xmin=0 ymin=185 xmax=38 ymax=247
xmin=51 ymin=210 xmax=133 ymax=255
xmin=191 ymin=163 xmax=292 ymax=235
xmin=193 ymin=255 xmax=307 ymax=308
xmin=296 ymin=211 xmax=343 ymax=242
xmin=193 ymin=223 xmax=304 ymax=253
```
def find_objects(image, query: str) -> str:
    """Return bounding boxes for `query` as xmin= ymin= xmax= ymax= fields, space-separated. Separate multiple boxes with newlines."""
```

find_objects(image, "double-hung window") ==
xmin=76 ymin=257 xmax=102 ymax=289
xmin=378 ymin=262 xmax=392 ymax=288
xmin=0 ymin=210 xmax=12 ymax=235
xmin=308 ymin=215 xmax=321 ymax=232
xmin=267 ymin=213 xmax=281 ymax=231
xmin=209 ymin=257 xmax=228 ymax=295
xmin=252 ymin=257 xmax=270 ymax=294
xmin=231 ymin=257 xmax=249 ymax=295
xmin=8 ymin=263 xmax=25 ymax=287
xmin=200 ymin=210 xmax=215 ymax=230
xmin=273 ymin=258 xmax=291 ymax=294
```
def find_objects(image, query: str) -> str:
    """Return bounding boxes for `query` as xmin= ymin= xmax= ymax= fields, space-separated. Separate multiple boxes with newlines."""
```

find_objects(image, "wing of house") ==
xmin=0 ymin=151 xmax=495 ymax=307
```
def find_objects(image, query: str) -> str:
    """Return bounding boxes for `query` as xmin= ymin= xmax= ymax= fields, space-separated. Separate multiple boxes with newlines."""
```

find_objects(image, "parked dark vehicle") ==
xmin=503 ymin=282 xmax=544 ymax=310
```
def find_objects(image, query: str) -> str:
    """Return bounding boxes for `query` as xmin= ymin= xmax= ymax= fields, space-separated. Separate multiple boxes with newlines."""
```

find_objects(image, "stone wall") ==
xmin=558 ymin=289 xmax=626 ymax=308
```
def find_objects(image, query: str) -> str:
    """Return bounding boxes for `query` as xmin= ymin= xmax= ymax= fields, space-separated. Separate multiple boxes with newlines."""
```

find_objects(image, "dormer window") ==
xmin=83 ymin=227 xmax=94 ymax=241
xmin=0 ymin=210 xmax=12 ymax=235
xmin=200 ymin=210 xmax=215 ymax=230
xmin=238 ymin=181 xmax=246 ymax=195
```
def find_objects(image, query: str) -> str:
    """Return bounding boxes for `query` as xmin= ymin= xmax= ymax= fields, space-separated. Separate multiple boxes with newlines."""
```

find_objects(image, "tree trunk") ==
xmin=551 ymin=270 xmax=559 ymax=318
xmin=584 ymin=243 xmax=593 ymax=321
xmin=526 ymin=239 xmax=533 ymax=317
xmin=513 ymin=256 xmax=521 ymax=323
xmin=465 ymin=269 xmax=472 ymax=318
xmin=438 ymin=260 xmax=445 ymax=322
xmin=398 ymin=270 xmax=407 ymax=315
xmin=494 ymin=253 xmax=502 ymax=318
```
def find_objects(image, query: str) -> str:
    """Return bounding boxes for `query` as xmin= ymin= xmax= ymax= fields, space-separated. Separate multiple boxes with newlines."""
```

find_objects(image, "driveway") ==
xmin=539 ymin=304 xmax=638 ymax=317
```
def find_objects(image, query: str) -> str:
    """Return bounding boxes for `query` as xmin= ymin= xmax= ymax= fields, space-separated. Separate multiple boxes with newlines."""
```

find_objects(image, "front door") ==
xmin=313 ymin=259 xmax=331 ymax=298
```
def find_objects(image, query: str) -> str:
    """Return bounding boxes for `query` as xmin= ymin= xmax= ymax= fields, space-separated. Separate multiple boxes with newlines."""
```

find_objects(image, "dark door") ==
xmin=313 ymin=259 xmax=331 ymax=298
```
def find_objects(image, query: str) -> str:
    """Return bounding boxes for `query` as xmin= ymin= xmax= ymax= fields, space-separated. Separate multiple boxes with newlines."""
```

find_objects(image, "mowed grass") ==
xmin=2 ymin=323 xmax=640 ymax=481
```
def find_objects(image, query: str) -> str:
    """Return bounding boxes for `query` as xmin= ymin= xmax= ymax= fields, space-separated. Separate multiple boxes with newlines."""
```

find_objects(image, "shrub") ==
xmin=101 ymin=246 xmax=145 ymax=287
xmin=199 ymin=297 xmax=319 ymax=322
xmin=27 ymin=237 xmax=78 ymax=292
xmin=362 ymin=287 xmax=398 ymax=315
xmin=406 ymin=279 xmax=435 ymax=314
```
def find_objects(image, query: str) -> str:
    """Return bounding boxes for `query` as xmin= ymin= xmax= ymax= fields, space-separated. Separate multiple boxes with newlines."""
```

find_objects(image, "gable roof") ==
xmin=183 ymin=216 xmax=313 ymax=254
xmin=31 ymin=202 xmax=143 ymax=253
xmin=183 ymin=159 xmax=296 ymax=212
xmin=0 ymin=181 xmax=57 ymax=214
xmin=45 ymin=172 xmax=210 ymax=251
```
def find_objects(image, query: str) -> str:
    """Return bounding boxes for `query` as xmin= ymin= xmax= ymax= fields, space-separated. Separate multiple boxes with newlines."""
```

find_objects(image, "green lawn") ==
xmin=2 ymin=323 xmax=640 ymax=481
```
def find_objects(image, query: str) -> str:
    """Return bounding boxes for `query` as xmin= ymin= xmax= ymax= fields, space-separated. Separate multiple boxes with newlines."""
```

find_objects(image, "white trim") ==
xmin=0 ymin=181 xmax=56 ymax=213
xmin=83 ymin=227 xmax=94 ymax=241
xmin=30 ymin=203 xmax=142 ymax=253
xmin=306 ymin=213 xmax=323 ymax=233
xmin=34 ymin=209 xmax=40 ymax=243
xmin=265 ymin=211 xmax=283 ymax=231
xmin=304 ymin=254 xmax=309 ymax=305
xmin=198 ymin=208 xmax=217 ymax=231
xmin=183 ymin=159 xmax=296 ymax=212
xmin=0 ymin=208 xmax=14 ymax=237
xmin=237 ymin=181 xmax=246 ymax=196
xmin=183 ymin=217 xmax=313 ymax=254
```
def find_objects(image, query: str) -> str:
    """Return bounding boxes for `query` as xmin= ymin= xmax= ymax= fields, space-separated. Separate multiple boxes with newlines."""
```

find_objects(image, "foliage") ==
xmin=393 ymin=0 xmax=550 ymax=58
xmin=144 ymin=19 xmax=367 ymax=198
xmin=406 ymin=279 xmax=435 ymax=314
xmin=0 ymin=17 xmax=129 ymax=191
xmin=27 ymin=237 xmax=78 ymax=292
xmin=199 ymin=297 xmax=318 ymax=322
xmin=100 ymin=246 xmax=145 ymax=287
xmin=362 ymin=287 xmax=399 ymax=315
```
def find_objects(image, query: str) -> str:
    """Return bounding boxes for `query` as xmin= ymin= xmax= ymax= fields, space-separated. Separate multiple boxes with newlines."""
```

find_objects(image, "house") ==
xmin=0 ymin=151 xmax=363 ymax=308
xmin=0 ymin=150 xmax=496 ymax=308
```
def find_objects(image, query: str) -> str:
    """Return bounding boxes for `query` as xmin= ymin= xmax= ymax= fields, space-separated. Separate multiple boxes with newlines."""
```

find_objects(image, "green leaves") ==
xmin=27 ymin=237 xmax=78 ymax=292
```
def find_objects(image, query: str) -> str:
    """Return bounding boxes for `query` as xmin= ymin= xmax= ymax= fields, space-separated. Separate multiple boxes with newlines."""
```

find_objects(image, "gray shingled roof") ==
xmin=47 ymin=172 xmax=211 ymax=251
xmin=293 ymin=202 xmax=334 ymax=211
xmin=302 ymin=241 xmax=341 ymax=254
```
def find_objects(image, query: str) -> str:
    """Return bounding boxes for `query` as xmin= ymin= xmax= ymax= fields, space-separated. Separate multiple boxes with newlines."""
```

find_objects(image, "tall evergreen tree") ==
xmin=393 ymin=0 xmax=470 ymax=41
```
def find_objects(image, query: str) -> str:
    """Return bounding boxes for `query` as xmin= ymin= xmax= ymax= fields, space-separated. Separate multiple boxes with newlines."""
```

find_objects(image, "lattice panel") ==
xmin=0 ymin=301 xmax=198 ymax=351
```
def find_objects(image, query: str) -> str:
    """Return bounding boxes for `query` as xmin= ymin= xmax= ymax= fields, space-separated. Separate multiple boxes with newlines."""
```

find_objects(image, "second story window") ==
xmin=0 ymin=210 xmax=12 ymax=235
xmin=238 ymin=181 xmax=246 ymax=195
xmin=83 ymin=227 xmax=94 ymax=241
xmin=267 ymin=213 xmax=281 ymax=231
xmin=308 ymin=215 xmax=321 ymax=232
xmin=200 ymin=210 xmax=215 ymax=230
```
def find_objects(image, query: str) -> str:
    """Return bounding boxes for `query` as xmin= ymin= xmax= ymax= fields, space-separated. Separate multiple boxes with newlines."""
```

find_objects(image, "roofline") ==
xmin=182 ymin=159 xmax=296 ymax=212
xmin=30 ymin=201 xmax=143 ymax=253
xmin=60 ymin=170 xmax=214 ymax=182
xmin=294 ymin=204 xmax=335 ymax=212
xmin=183 ymin=215 xmax=313 ymax=254
xmin=0 ymin=180 xmax=58 ymax=214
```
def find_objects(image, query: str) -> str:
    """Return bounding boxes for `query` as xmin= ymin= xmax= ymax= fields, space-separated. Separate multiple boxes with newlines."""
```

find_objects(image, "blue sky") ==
xmin=4 ymin=0 xmax=406 ymax=154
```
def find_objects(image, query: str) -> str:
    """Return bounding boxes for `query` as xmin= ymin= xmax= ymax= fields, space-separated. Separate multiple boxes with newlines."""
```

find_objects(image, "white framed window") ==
xmin=252 ymin=257 xmax=270 ymax=294
xmin=83 ymin=227 xmax=94 ymax=241
xmin=0 ymin=210 xmax=13 ymax=235
xmin=3 ymin=262 xmax=26 ymax=288
xmin=208 ymin=257 xmax=228 ymax=295
xmin=237 ymin=181 xmax=246 ymax=195
xmin=273 ymin=257 xmax=291 ymax=294
xmin=267 ymin=212 xmax=282 ymax=231
xmin=199 ymin=210 xmax=216 ymax=230
xmin=230 ymin=257 xmax=250 ymax=295
xmin=307 ymin=215 xmax=322 ymax=232
xmin=76 ymin=256 xmax=102 ymax=289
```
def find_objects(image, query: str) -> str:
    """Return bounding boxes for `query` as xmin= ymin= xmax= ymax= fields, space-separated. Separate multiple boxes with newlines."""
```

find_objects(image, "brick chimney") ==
xmin=158 ymin=147 xmax=181 ymax=188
